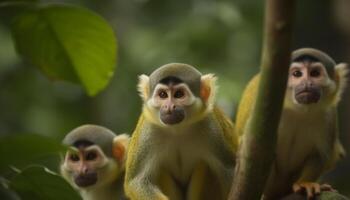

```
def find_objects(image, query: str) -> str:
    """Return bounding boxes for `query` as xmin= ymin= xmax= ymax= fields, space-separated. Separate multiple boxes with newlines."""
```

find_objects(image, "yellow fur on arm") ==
xmin=158 ymin=171 xmax=182 ymax=200
xmin=296 ymin=158 xmax=324 ymax=183
xmin=324 ymin=109 xmax=346 ymax=171
xmin=187 ymin=162 xmax=209 ymax=200
xmin=125 ymin=115 xmax=170 ymax=200
xmin=324 ymin=140 xmax=346 ymax=172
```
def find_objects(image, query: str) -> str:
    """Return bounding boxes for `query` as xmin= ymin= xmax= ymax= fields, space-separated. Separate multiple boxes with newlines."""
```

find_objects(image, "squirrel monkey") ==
xmin=235 ymin=48 xmax=348 ymax=199
xmin=124 ymin=63 xmax=237 ymax=200
xmin=60 ymin=124 xmax=130 ymax=200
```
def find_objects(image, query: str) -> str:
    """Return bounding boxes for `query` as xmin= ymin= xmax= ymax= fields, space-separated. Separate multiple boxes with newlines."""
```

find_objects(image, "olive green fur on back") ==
xmin=213 ymin=106 xmax=238 ymax=152
xmin=235 ymin=74 xmax=259 ymax=138
xmin=149 ymin=63 xmax=202 ymax=96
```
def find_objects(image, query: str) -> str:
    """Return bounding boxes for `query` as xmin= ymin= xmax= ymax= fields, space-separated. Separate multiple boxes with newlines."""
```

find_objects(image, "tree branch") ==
xmin=228 ymin=0 xmax=295 ymax=199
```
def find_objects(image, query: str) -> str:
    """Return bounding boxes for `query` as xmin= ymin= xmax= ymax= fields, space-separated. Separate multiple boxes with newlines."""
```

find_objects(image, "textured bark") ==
xmin=228 ymin=0 xmax=295 ymax=199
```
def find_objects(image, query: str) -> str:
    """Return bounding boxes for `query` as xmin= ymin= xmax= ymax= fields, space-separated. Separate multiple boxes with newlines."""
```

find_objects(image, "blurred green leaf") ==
xmin=11 ymin=4 xmax=117 ymax=96
xmin=10 ymin=166 xmax=81 ymax=200
xmin=0 ymin=0 xmax=37 ymax=3
xmin=0 ymin=177 xmax=19 ymax=200
xmin=0 ymin=1 xmax=36 ymax=26
xmin=0 ymin=0 xmax=37 ymax=10
xmin=0 ymin=134 xmax=65 ymax=172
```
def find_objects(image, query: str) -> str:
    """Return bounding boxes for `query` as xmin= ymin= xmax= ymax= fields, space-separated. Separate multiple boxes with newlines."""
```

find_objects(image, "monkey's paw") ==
xmin=292 ymin=182 xmax=336 ymax=199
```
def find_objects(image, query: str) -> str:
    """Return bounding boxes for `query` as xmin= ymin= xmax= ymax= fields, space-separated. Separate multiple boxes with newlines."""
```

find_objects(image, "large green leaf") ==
xmin=11 ymin=4 xmax=117 ymax=96
xmin=0 ymin=134 xmax=65 ymax=172
xmin=10 ymin=166 xmax=81 ymax=200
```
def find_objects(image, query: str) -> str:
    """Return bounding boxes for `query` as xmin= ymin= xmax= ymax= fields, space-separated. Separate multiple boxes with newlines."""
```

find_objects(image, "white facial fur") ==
xmin=284 ymin=61 xmax=336 ymax=110
xmin=149 ymin=83 xmax=196 ymax=108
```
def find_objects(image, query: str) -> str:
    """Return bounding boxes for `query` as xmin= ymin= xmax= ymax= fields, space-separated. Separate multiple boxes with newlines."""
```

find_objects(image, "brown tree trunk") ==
xmin=228 ymin=0 xmax=295 ymax=199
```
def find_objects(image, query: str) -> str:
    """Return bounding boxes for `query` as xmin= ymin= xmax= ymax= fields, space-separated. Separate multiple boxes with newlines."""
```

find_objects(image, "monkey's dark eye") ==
xmin=159 ymin=91 xmax=168 ymax=99
xmin=69 ymin=154 xmax=80 ymax=162
xmin=86 ymin=152 xmax=97 ymax=161
xmin=292 ymin=70 xmax=302 ymax=78
xmin=174 ymin=90 xmax=185 ymax=98
xmin=310 ymin=69 xmax=320 ymax=77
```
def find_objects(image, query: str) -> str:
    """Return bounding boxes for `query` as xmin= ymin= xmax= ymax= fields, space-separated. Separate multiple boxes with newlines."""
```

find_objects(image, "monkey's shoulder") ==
xmin=211 ymin=106 xmax=237 ymax=150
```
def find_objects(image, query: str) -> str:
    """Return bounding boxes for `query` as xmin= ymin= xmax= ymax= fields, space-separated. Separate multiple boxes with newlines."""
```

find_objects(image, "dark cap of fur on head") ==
xmin=149 ymin=63 xmax=202 ymax=96
xmin=63 ymin=124 xmax=116 ymax=157
xmin=292 ymin=48 xmax=336 ymax=78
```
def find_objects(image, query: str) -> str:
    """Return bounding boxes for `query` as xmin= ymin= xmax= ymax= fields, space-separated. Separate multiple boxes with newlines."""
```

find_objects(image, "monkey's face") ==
xmin=149 ymin=80 xmax=198 ymax=125
xmin=62 ymin=145 xmax=110 ymax=188
xmin=286 ymin=60 xmax=335 ymax=107
xmin=139 ymin=71 xmax=216 ymax=127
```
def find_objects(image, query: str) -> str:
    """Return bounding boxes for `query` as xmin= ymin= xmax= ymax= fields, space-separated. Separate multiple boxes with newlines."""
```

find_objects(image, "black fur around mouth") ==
xmin=295 ymin=90 xmax=321 ymax=104
xmin=74 ymin=173 xmax=97 ymax=187
xmin=160 ymin=113 xmax=185 ymax=125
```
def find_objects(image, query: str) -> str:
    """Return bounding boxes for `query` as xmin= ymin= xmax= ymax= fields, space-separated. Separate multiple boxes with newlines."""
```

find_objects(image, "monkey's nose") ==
xmin=164 ymin=104 xmax=176 ymax=113
xmin=170 ymin=105 xmax=176 ymax=111
xmin=300 ymin=82 xmax=312 ymax=90
xmin=78 ymin=165 xmax=89 ymax=175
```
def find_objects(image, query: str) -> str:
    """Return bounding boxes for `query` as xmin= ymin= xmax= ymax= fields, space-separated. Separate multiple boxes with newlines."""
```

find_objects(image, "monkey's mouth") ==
xmin=160 ymin=110 xmax=185 ymax=125
xmin=295 ymin=90 xmax=321 ymax=104
xmin=74 ymin=173 xmax=97 ymax=187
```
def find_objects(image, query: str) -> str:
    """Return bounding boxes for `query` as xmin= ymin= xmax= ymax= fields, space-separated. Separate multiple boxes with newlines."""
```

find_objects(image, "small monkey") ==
xmin=60 ymin=124 xmax=130 ymax=200
xmin=235 ymin=48 xmax=348 ymax=199
xmin=125 ymin=63 xmax=237 ymax=200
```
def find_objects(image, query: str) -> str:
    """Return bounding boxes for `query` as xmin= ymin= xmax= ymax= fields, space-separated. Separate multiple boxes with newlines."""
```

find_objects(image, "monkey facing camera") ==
xmin=60 ymin=124 xmax=130 ymax=200
xmin=125 ymin=63 xmax=238 ymax=200
xmin=236 ymin=48 xmax=348 ymax=200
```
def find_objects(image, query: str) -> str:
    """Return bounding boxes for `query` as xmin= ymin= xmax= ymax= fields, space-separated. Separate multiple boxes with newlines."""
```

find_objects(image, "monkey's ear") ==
xmin=334 ymin=63 xmax=349 ymax=104
xmin=112 ymin=134 xmax=130 ymax=164
xmin=200 ymin=74 xmax=217 ymax=109
xmin=137 ymin=75 xmax=150 ymax=101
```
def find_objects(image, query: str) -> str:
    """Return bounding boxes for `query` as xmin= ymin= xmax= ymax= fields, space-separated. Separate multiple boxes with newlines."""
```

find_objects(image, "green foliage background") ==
xmin=0 ymin=0 xmax=349 ymax=198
